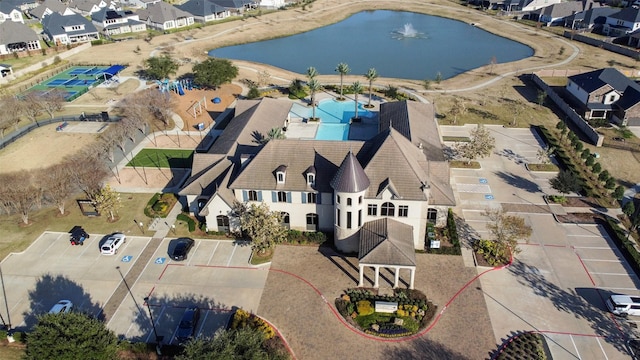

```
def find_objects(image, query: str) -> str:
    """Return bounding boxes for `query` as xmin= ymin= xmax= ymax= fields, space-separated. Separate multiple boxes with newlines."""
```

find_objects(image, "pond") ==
xmin=209 ymin=10 xmax=533 ymax=80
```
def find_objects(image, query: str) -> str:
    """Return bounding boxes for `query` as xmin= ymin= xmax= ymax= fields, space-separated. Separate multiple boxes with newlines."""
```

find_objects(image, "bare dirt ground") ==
xmin=0 ymin=123 xmax=98 ymax=173
xmin=106 ymin=167 xmax=189 ymax=190
xmin=168 ymin=84 xmax=242 ymax=130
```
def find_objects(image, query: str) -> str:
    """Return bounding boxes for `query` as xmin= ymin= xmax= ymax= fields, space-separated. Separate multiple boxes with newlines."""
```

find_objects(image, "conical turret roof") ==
xmin=330 ymin=151 xmax=370 ymax=193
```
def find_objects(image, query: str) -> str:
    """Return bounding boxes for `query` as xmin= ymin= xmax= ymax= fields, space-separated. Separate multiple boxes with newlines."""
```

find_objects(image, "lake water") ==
xmin=209 ymin=10 xmax=533 ymax=80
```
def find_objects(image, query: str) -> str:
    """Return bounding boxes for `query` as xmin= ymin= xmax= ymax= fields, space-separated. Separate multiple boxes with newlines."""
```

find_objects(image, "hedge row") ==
xmin=427 ymin=208 xmax=461 ymax=255
xmin=177 ymin=213 xmax=196 ymax=232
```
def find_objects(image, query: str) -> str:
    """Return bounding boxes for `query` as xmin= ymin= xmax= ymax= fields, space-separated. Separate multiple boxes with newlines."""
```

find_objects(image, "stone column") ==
xmin=409 ymin=267 xmax=415 ymax=290
xmin=358 ymin=264 xmax=364 ymax=287
xmin=374 ymin=266 xmax=380 ymax=288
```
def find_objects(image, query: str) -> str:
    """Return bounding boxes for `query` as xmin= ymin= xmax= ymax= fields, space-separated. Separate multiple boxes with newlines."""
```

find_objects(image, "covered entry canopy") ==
xmin=100 ymin=65 xmax=125 ymax=78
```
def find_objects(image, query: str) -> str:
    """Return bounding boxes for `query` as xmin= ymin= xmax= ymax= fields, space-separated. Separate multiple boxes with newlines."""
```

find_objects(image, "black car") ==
xmin=169 ymin=238 xmax=195 ymax=261
xmin=69 ymin=226 xmax=89 ymax=246
xmin=176 ymin=307 xmax=200 ymax=343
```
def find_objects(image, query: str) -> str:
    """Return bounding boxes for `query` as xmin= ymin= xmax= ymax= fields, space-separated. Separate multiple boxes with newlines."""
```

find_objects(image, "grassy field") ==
xmin=0 ymin=193 xmax=153 ymax=262
xmin=127 ymin=149 xmax=194 ymax=168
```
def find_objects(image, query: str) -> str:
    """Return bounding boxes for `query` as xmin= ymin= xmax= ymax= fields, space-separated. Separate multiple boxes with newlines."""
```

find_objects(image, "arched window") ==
xmin=216 ymin=215 xmax=230 ymax=232
xmin=347 ymin=198 xmax=352 ymax=206
xmin=248 ymin=190 xmax=258 ymax=201
xmin=306 ymin=213 xmax=319 ymax=231
xmin=427 ymin=208 xmax=438 ymax=223
xmin=381 ymin=202 xmax=395 ymax=217
xmin=281 ymin=212 xmax=290 ymax=229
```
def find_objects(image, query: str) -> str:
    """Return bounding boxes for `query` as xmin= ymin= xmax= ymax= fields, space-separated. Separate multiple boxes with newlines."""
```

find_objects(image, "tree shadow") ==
xmin=384 ymin=335 xmax=469 ymax=360
xmin=495 ymin=148 xmax=528 ymax=165
xmin=131 ymin=292 xmax=230 ymax=346
xmin=317 ymin=245 xmax=361 ymax=285
xmin=22 ymin=273 xmax=104 ymax=331
xmin=507 ymin=260 xmax=630 ymax=354
xmin=454 ymin=213 xmax=482 ymax=248
xmin=494 ymin=171 xmax=541 ymax=193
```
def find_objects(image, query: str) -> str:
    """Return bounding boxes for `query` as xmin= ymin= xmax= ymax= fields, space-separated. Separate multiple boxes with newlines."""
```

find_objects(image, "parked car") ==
xmin=49 ymin=300 xmax=73 ymax=314
xmin=101 ymin=233 xmax=126 ymax=255
xmin=169 ymin=238 xmax=195 ymax=261
xmin=69 ymin=226 xmax=89 ymax=246
xmin=175 ymin=307 xmax=200 ymax=342
xmin=606 ymin=294 xmax=640 ymax=317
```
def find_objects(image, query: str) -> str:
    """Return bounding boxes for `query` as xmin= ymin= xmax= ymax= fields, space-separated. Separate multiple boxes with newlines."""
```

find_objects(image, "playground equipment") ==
xmin=187 ymin=96 xmax=208 ymax=119
xmin=157 ymin=79 xmax=194 ymax=96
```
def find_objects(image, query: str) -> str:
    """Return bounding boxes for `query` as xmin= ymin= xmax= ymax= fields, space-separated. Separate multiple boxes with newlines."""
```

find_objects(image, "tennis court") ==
xmin=24 ymin=65 xmax=125 ymax=101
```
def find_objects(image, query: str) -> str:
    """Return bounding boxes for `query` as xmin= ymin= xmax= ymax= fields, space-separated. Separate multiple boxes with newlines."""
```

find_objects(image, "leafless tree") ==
xmin=20 ymin=92 xmax=44 ymax=123
xmin=97 ymin=128 xmax=119 ymax=163
xmin=146 ymin=91 xmax=176 ymax=127
xmin=37 ymin=163 xmax=75 ymax=215
xmin=0 ymin=95 xmax=24 ymax=131
xmin=112 ymin=123 xmax=131 ymax=156
xmin=38 ymin=89 xmax=67 ymax=119
xmin=66 ymin=151 xmax=109 ymax=202
xmin=117 ymin=89 xmax=175 ymax=129
xmin=0 ymin=171 xmax=43 ymax=224
xmin=121 ymin=117 xmax=140 ymax=142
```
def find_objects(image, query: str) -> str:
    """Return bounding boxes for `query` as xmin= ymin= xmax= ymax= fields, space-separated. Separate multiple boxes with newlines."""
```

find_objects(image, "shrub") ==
xmin=357 ymin=300 xmax=374 ymax=316
xmin=177 ymin=213 xmax=196 ymax=232
xmin=230 ymin=308 xmax=275 ymax=340
xmin=473 ymin=239 xmax=510 ymax=266
xmin=549 ymin=195 xmax=566 ymax=204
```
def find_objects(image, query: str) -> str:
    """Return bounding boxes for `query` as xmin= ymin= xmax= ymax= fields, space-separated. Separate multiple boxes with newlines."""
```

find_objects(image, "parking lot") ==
xmin=1 ymin=232 xmax=267 ymax=344
xmin=442 ymin=125 xmax=638 ymax=359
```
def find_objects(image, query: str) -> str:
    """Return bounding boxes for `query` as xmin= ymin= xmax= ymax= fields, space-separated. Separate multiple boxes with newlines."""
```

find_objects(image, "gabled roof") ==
xmin=535 ymin=0 xmax=594 ymax=19
xmin=608 ymin=6 xmax=640 ymax=23
xmin=568 ymin=7 xmax=618 ymax=25
xmin=229 ymin=140 xmax=365 ymax=193
xmin=330 ymin=151 xmax=370 ymax=193
xmin=137 ymin=1 xmax=192 ymax=23
xmin=210 ymin=0 xmax=253 ymax=9
xmin=359 ymin=218 xmax=416 ymax=266
xmin=378 ymin=100 xmax=444 ymax=161
xmin=177 ymin=0 xmax=227 ymax=16
xmin=92 ymin=8 xmax=137 ymax=22
xmin=615 ymin=86 xmax=640 ymax=111
xmin=30 ymin=0 xmax=70 ymax=19
xmin=568 ymin=67 xmax=640 ymax=93
xmin=42 ymin=12 xmax=98 ymax=36
xmin=69 ymin=0 xmax=102 ymax=12
xmin=0 ymin=1 xmax=20 ymax=14
xmin=179 ymin=153 xmax=225 ymax=195
xmin=0 ymin=21 xmax=38 ymax=44
xmin=207 ymin=98 xmax=291 ymax=156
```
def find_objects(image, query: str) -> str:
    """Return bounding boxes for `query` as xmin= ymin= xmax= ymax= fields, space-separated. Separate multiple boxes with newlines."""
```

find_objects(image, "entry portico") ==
xmin=358 ymin=218 xmax=416 ymax=289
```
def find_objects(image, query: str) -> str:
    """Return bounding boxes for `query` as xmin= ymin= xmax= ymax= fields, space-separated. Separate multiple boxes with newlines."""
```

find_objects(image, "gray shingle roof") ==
xmin=137 ymin=1 xmax=192 ymax=23
xmin=42 ymin=12 xmax=98 ymax=36
xmin=92 ymin=8 xmax=137 ymax=22
xmin=177 ymin=0 xmax=226 ymax=17
xmin=568 ymin=67 xmax=640 ymax=93
xmin=608 ymin=6 xmax=640 ymax=23
xmin=30 ymin=0 xmax=69 ymax=19
xmin=359 ymin=218 xmax=416 ymax=266
xmin=0 ymin=21 xmax=38 ymax=44
xmin=0 ymin=1 xmax=19 ymax=14
xmin=210 ymin=0 xmax=252 ymax=9
xmin=330 ymin=151 xmax=370 ymax=193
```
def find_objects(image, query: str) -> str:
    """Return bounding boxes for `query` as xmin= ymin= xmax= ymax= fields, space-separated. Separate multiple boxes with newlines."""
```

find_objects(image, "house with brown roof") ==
xmin=180 ymin=98 xmax=454 ymax=281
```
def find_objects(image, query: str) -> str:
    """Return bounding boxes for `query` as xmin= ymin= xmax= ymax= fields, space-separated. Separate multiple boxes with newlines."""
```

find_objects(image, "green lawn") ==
xmin=127 ymin=149 xmax=194 ymax=168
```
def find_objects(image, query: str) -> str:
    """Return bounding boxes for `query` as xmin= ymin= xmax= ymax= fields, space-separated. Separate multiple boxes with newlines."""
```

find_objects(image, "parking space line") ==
xmin=226 ymin=243 xmax=238 ymax=267
xmin=595 ymin=337 xmax=609 ymax=360
xmin=207 ymin=241 xmax=220 ymax=266
xmin=589 ymin=272 xmax=637 ymax=277
xmin=197 ymin=310 xmax=209 ymax=338
xmin=570 ymin=335 xmax=581 ymax=359
xmin=40 ymin=233 xmax=63 ymax=257
xmin=580 ymin=259 xmax=622 ymax=262
xmin=572 ymin=246 xmax=613 ymax=250
xmin=187 ymin=240 xmax=203 ymax=267
xmin=599 ymin=287 xmax=640 ymax=292
xmin=145 ymin=305 xmax=167 ymax=343
xmin=566 ymin=234 xmax=602 ymax=238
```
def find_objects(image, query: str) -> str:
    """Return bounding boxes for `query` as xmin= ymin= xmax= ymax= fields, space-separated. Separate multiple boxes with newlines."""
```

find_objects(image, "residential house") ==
xmin=68 ymin=0 xmax=118 ymax=16
xmin=92 ymin=8 xmax=146 ymax=35
xmin=0 ymin=20 xmax=40 ymax=54
xmin=137 ymin=2 xmax=194 ymax=31
xmin=0 ymin=1 xmax=24 ymax=23
xmin=529 ymin=0 xmax=603 ymax=26
xmin=180 ymin=98 xmax=455 ymax=260
xmin=30 ymin=0 xmax=75 ymax=21
xmin=209 ymin=0 xmax=256 ymax=15
xmin=121 ymin=0 xmax=161 ymax=9
xmin=566 ymin=67 xmax=640 ymax=126
xmin=42 ymin=12 xmax=100 ymax=45
xmin=564 ymin=7 xmax=618 ymax=30
xmin=602 ymin=6 xmax=640 ymax=36
xmin=177 ymin=0 xmax=230 ymax=23
xmin=3 ymin=0 xmax=37 ymax=12
xmin=0 ymin=63 xmax=13 ymax=78
xmin=258 ymin=0 xmax=284 ymax=8
xmin=502 ymin=0 xmax=561 ymax=12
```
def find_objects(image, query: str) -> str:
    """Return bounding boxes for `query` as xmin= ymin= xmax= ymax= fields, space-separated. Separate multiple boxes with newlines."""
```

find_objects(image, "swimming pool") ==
xmin=290 ymin=99 xmax=373 ymax=140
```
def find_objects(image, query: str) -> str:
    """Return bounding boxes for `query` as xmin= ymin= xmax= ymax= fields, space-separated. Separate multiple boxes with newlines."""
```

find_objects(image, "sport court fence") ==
xmin=0 ymin=113 xmax=121 ymax=151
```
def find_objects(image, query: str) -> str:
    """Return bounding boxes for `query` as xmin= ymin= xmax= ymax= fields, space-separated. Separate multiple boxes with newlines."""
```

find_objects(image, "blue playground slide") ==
xmin=177 ymin=83 xmax=185 ymax=96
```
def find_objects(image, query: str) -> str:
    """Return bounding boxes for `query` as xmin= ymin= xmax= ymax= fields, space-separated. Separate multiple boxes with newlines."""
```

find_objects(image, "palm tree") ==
xmin=351 ymin=81 xmax=363 ymax=121
xmin=364 ymin=68 xmax=378 ymax=108
xmin=263 ymin=127 xmax=285 ymax=143
xmin=335 ymin=62 xmax=350 ymax=100
xmin=307 ymin=79 xmax=321 ymax=120
xmin=306 ymin=66 xmax=318 ymax=80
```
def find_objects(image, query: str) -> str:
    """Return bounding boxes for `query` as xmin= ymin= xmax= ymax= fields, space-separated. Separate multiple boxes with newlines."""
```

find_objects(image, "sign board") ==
xmin=430 ymin=240 xmax=441 ymax=249
xmin=121 ymin=255 xmax=132 ymax=262
xmin=155 ymin=257 xmax=166 ymax=264
xmin=375 ymin=301 xmax=398 ymax=313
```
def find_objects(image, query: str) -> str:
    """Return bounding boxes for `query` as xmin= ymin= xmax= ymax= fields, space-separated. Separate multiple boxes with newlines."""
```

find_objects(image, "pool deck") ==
xmin=285 ymin=91 xmax=383 ymax=141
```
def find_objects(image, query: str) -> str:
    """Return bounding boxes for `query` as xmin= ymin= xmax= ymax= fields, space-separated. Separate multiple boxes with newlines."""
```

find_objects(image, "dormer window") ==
xmin=305 ymin=165 xmax=316 ymax=187
xmin=275 ymin=165 xmax=287 ymax=184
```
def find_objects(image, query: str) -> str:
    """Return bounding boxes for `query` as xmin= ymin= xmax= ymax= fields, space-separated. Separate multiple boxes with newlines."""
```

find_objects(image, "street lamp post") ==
xmin=143 ymin=296 xmax=163 ymax=355
xmin=134 ymin=219 xmax=144 ymax=235
xmin=0 ymin=266 xmax=13 ymax=342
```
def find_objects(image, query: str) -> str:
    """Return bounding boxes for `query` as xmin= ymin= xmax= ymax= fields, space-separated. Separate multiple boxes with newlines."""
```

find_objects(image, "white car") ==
xmin=49 ymin=300 xmax=73 ymax=314
xmin=606 ymin=294 xmax=640 ymax=317
xmin=100 ymin=233 xmax=126 ymax=255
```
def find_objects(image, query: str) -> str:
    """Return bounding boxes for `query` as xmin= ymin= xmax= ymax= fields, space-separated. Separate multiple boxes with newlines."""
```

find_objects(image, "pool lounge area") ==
xmin=287 ymin=97 xmax=379 ymax=141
